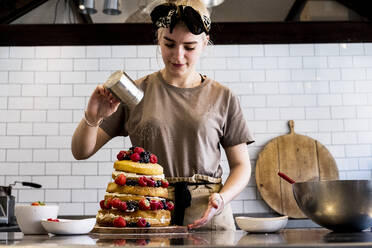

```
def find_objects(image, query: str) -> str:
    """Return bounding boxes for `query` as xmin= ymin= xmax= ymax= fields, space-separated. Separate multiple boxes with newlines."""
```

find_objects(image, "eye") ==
xmin=165 ymin=43 xmax=174 ymax=48
xmin=185 ymin=47 xmax=196 ymax=51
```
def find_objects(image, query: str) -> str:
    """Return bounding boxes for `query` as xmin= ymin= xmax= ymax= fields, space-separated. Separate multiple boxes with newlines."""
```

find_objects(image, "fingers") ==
xmin=187 ymin=206 xmax=217 ymax=230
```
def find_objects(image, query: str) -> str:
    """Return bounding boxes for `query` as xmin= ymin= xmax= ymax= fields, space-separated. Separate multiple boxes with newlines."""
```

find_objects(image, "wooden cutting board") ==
xmin=91 ymin=225 xmax=188 ymax=234
xmin=255 ymin=120 xmax=339 ymax=218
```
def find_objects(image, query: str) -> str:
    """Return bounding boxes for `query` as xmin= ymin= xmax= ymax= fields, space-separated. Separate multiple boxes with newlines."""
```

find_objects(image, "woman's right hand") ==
xmin=85 ymin=85 xmax=121 ymax=124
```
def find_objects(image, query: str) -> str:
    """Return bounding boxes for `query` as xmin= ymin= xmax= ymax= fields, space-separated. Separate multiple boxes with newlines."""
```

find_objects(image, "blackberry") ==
xmin=140 ymin=151 xmax=151 ymax=163
xmin=161 ymin=200 xmax=167 ymax=210
xmin=126 ymin=180 xmax=137 ymax=186
xmin=127 ymin=222 xmax=137 ymax=227
xmin=129 ymin=147 xmax=135 ymax=152
xmin=127 ymin=201 xmax=138 ymax=211
xmin=156 ymin=180 xmax=162 ymax=187
xmin=123 ymin=155 xmax=131 ymax=160
xmin=145 ymin=222 xmax=151 ymax=227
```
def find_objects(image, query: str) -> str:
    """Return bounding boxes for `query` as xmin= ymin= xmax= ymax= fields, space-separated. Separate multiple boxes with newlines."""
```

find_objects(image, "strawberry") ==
xmin=139 ymin=198 xmax=150 ymax=210
xmin=47 ymin=218 xmax=59 ymax=222
xmin=150 ymin=154 xmax=158 ymax=164
xmin=134 ymin=147 xmax=145 ymax=154
xmin=138 ymin=176 xmax=147 ymax=187
xmin=145 ymin=177 xmax=155 ymax=187
xmin=136 ymin=218 xmax=147 ymax=227
xmin=130 ymin=152 xmax=141 ymax=162
xmin=115 ymin=174 xmax=127 ymax=186
xmin=113 ymin=216 xmax=126 ymax=227
xmin=104 ymin=198 xmax=112 ymax=209
xmin=161 ymin=179 xmax=169 ymax=188
xmin=166 ymin=201 xmax=175 ymax=211
xmin=117 ymin=150 xmax=126 ymax=160
xmin=118 ymin=201 xmax=127 ymax=211
xmin=111 ymin=198 xmax=121 ymax=209
xmin=150 ymin=200 xmax=159 ymax=210
xmin=99 ymin=200 xmax=105 ymax=210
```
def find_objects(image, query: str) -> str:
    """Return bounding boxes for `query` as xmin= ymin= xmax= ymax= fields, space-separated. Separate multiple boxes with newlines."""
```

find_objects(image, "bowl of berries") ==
xmin=41 ymin=218 xmax=96 ymax=235
xmin=15 ymin=202 xmax=59 ymax=235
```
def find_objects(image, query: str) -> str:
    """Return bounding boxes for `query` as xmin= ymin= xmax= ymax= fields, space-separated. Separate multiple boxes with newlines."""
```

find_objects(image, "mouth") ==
xmin=172 ymin=63 xmax=184 ymax=68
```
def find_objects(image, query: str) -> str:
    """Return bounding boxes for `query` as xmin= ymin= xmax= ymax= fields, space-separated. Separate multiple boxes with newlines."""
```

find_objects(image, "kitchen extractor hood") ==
xmin=1 ymin=0 xmax=371 ymax=24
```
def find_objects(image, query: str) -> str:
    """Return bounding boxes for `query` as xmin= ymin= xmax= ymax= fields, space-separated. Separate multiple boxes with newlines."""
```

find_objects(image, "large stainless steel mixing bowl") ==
xmin=293 ymin=180 xmax=372 ymax=232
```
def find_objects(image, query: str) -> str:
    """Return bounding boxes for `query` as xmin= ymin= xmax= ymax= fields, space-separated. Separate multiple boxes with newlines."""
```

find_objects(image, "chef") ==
xmin=71 ymin=0 xmax=254 ymax=230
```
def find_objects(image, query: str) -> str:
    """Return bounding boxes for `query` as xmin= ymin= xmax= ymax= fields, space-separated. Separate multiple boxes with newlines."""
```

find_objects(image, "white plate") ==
xmin=41 ymin=218 xmax=96 ymax=235
xmin=235 ymin=216 xmax=288 ymax=233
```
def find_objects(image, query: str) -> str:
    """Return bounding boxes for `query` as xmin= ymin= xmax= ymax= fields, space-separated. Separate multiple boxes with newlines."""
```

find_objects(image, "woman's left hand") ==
xmin=187 ymin=193 xmax=224 ymax=229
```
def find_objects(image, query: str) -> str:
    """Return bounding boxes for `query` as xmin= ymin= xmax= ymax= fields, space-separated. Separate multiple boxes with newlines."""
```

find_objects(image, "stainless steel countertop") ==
xmin=1 ymin=229 xmax=372 ymax=247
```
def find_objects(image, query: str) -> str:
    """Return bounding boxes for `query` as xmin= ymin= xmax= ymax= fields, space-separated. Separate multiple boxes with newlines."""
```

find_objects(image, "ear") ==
xmin=203 ymin=34 xmax=210 ymax=48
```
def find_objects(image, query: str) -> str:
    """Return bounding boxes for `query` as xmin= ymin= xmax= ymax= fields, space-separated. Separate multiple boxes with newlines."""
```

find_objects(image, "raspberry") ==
xmin=111 ymin=198 xmax=121 ymax=209
xmin=166 ymin=201 xmax=174 ymax=211
xmin=150 ymin=154 xmax=158 ymax=163
xmin=150 ymin=200 xmax=159 ymax=210
xmin=158 ymin=201 xmax=164 ymax=210
xmin=138 ymin=176 xmax=147 ymax=187
xmin=113 ymin=216 xmax=126 ymax=227
xmin=130 ymin=152 xmax=141 ymax=162
xmin=134 ymin=147 xmax=145 ymax=154
xmin=117 ymin=151 xmax=126 ymax=160
xmin=136 ymin=218 xmax=147 ymax=227
xmin=138 ymin=198 xmax=150 ymax=210
xmin=118 ymin=201 xmax=127 ymax=211
xmin=161 ymin=179 xmax=169 ymax=188
xmin=114 ymin=239 xmax=126 ymax=246
xmin=115 ymin=174 xmax=126 ymax=186
xmin=47 ymin=218 xmax=59 ymax=222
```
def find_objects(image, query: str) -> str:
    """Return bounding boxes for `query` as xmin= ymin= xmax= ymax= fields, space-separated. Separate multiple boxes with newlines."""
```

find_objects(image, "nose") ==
xmin=173 ymin=46 xmax=185 ymax=61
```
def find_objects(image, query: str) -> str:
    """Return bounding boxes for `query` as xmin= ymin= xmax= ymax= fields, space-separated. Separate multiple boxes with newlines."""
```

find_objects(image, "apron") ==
xmin=167 ymin=174 xmax=236 ymax=231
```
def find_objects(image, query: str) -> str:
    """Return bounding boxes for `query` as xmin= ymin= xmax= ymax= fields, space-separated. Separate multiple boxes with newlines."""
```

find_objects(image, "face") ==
xmin=159 ymin=23 xmax=208 ymax=78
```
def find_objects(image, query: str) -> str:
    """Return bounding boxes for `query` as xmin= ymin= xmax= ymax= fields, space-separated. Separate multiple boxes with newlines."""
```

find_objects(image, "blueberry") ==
xmin=145 ymin=222 xmax=151 ymax=227
xmin=161 ymin=200 xmax=167 ymax=210
xmin=157 ymin=180 xmax=162 ymax=187
xmin=128 ymin=222 xmax=136 ymax=227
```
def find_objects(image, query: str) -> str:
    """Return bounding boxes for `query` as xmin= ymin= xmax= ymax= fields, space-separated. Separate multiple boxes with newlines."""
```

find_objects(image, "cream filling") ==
xmin=97 ymin=212 xmax=170 ymax=224
xmin=113 ymin=170 xmax=164 ymax=179
xmin=105 ymin=192 xmax=165 ymax=201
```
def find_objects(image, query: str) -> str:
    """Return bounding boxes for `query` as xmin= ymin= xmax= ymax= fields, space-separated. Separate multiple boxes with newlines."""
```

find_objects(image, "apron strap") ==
xmin=173 ymin=182 xmax=191 ymax=226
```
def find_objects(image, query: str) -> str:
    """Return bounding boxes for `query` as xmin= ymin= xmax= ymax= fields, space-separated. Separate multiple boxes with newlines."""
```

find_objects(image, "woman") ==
xmin=71 ymin=0 xmax=254 ymax=230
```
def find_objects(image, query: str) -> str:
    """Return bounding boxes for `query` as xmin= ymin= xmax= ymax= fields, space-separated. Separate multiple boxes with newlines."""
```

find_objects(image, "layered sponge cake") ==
xmin=96 ymin=147 xmax=173 ymax=228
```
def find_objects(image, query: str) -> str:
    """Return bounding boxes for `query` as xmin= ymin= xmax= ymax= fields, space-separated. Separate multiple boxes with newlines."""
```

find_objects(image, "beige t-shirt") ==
xmin=100 ymin=71 xmax=254 ymax=178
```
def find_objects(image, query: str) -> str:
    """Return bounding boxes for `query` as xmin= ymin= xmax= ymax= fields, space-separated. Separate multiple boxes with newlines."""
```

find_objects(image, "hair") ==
xmin=150 ymin=0 xmax=211 ymax=45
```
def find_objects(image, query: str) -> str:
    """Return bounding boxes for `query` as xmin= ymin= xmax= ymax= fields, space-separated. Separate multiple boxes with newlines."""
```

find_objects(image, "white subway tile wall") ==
xmin=1 ymin=43 xmax=371 ymax=216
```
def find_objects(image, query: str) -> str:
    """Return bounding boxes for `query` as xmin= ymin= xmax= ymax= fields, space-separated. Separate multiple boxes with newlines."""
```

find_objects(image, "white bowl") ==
xmin=41 ymin=218 xmax=96 ymax=235
xmin=15 ymin=204 xmax=59 ymax=235
xmin=235 ymin=216 xmax=288 ymax=233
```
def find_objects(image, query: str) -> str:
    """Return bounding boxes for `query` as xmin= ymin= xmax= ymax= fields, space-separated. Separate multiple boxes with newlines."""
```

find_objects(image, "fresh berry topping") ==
xmin=127 ymin=222 xmax=137 ymax=227
xmin=166 ymin=201 xmax=175 ymax=211
xmin=113 ymin=216 xmax=126 ymax=227
xmin=161 ymin=179 xmax=169 ymax=188
xmin=127 ymin=201 xmax=138 ymax=211
xmin=136 ymin=218 xmax=147 ymax=227
xmin=157 ymin=201 xmax=164 ymax=210
xmin=145 ymin=177 xmax=155 ymax=187
xmin=126 ymin=179 xmax=138 ymax=186
xmin=130 ymin=152 xmax=141 ymax=162
xmin=31 ymin=201 xmax=45 ymax=206
xmin=47 ymin=218 xmax=59 ymax=222
xmin=161 ymin=200 xmax=167 ymax=210
xmin=145 ymin=222 xmax=151 ymax=227
xmin=134 ymin=147 xmax=145 ymax=154
xmin=139 ymin=198 xmax=151 ymax=210
xmin=136 ymin=239 xmax=149 ymax=245
xmin=138 ymin=176 xmax=147 ymax=187
xmin=129 ymin=147 xmax=135 ymax=152
xmin=118 ymin=201 xmax=127 ymax=211
xmin=150 ymin=154 xmax=158 ymax=164
xmin=150 ymin=200 xmax=160 ymax=210
xmin=114 ymin=239 xmax=126 ymax=246
xmin=115 ymin=174 xmax=127 ymax=186
xmin=111 ymin=198 xmax=121 ymax=209
xmin=117 ymin=150 xmax=126 ymax=160
xmin=99 ymin=200 xmax=105 ymax=210
xmin=104 ymin=198 xmax=112 ymax=209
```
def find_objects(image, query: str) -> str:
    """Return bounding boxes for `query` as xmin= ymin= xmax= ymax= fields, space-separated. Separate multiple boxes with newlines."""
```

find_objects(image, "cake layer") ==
xmin=106 ymin=182 xmax=168 ymax=198
xmin=114 ymin=160 xmax=163 ymax=175
xmin=105 ymin=193 xmax=165 ymax=202
xmin=96 ymin=209 xmax=171 ymax=227
xmin=112 ymin=170 xmax=164 ymax=180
